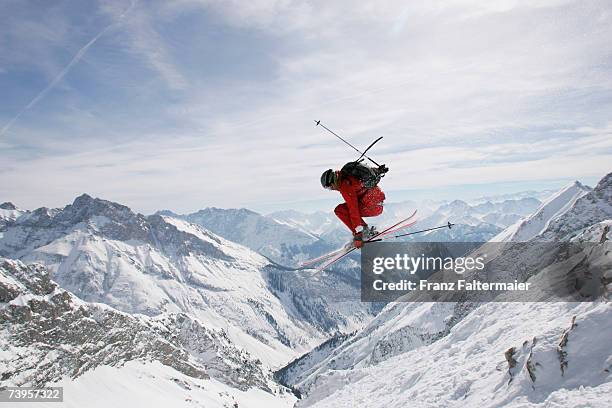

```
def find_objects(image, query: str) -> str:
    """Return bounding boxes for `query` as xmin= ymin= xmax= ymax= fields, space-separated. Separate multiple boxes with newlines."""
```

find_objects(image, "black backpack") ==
xmin=341 ymin=160 xmax=382 ymax=188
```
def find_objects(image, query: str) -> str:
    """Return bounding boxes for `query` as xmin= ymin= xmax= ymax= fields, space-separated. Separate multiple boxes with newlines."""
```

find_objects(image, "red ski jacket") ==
xmin=338 ymin=174 xmax=368 ymax=229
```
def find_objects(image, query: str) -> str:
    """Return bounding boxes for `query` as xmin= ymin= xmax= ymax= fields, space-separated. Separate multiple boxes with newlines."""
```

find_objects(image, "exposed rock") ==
xmin=0 ymin=202 xmax=17 ymax=210
xmin=558 ymin=315 xmax=577 ymax=376
xmin=505 ymin=347 xmax=518 ymax=384
xmin=0 ymin=259 xmax=276 ymax=392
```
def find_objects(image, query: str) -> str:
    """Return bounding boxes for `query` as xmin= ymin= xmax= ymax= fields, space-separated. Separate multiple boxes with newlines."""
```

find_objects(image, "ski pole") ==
xmin=357 ymin=136 xmax=383 ymax=162
xmin=315 ymin=120 xmax=381 ymax=167
xmin=369 ymin=222 xmax=454 ymax=242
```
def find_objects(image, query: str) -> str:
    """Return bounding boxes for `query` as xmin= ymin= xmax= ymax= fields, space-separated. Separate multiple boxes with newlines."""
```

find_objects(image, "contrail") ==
xmin=0 ymin=1 xmax=136 ymax=137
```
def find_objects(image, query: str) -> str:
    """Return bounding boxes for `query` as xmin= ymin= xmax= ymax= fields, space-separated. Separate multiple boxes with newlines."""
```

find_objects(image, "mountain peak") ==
xmin=441 ymin=199 xmax=470 ymax=211
xmin=568 ymin=180 xmax=591 ymax=191
xmin=594 ymin=172 xmax=612 ymax=192
xmin=72 ymin=193 xmax=95 ymax=207
xmin=155 ymin=209 xmax=178 ymax=217
xmin=0 ymin=202 xmax=17 ymax=210
xmin=552 ymin=180 xmax=591 ymax=199
xmin=224 ymin=207 xmax=257 ymax=215
xmin=56 ymin=194 xmax=138 ymax=228
xmin=450 ymin=199 xmax=469 ymax=206
xmin=70 ymin=193 xmax=128 ymax=212
xmin=196 ymin=207 xmax=259 ymax=217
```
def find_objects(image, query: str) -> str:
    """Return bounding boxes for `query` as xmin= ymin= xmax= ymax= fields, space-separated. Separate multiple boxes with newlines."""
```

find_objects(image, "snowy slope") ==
xmin=275 ymin=332 xmax=354 ymax=391
xmin=16 ymin=361 xmax=296 ymax=408
xmin=270 ymin=197 xmax=537 ymax=246
xmin=0 ymin=258 xmax=283 ymax=395
xmin=279 ymin=173 xmax=612 ymax=405
xmin=0 ymin=201 xmax=25 ymax=219
xmin=411 ymin=198 xmax=543 ymax=243
xmin=299 ymin=301 xmax=611 ymax=408
xmin=163 ymin=207 xmax=333 ymax=265
xmin=0 ymin=202 xmax=27 ymax=231
xmin=540 ymin=173 xmax=612 ymax=241
xmin=278 ymin=301 xmax=458 ymax=395
xmin=270 ymin=201 xmax=438 ymax=247
xmin=0 ymin=194 xmax=372 ymax=367
xmin=286 ymin=240 xmax=611 ymax=407
xmin=472 ymin=190 xmax=555 ymax=204
xmin=570 ymin=220 xmax=612 ymax=243
xmin=288 ymin=234 xmax=612 ymax=399
xmin=493 ymin=181 xmax=591 ymax=242
xmin=269 ymin=209 xmax=342 ymax=237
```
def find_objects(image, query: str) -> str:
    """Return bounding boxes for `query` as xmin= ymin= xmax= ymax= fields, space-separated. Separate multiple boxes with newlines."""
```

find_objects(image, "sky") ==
xmin=0 ymin=0 xmax=611 ymax=214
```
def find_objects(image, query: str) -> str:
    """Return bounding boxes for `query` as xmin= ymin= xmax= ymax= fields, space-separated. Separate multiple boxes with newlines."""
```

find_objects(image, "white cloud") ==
xmin=99 ymin=0 xmax=187 ymax=90
xmin=0 ymin=1 xmax=136 ymax=137
xmin=1 ymin=0 xmax=611 ymax=212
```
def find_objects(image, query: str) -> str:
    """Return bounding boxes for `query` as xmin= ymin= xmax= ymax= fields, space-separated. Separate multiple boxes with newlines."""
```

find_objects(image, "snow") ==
xmin=2 ymin=175 xmax=610 ymax=408
xmin=298 ymin=302 xmax=612 ymax=408
xmin=0 ymin=208 xmax=24 ymax=222
xmin=168 ymin=207 xmax=327 ymax=265
xmin=493 ymin=181 xmax=590 ymax=242
xmin=284 ymin=173 xmax=612 ymax=408
xmin=0 ymin=196 xmax=377 ymax=372
xmin=269 ymin=210 xmax=342 ymax=237
xmin=161 ymin=215 xmax=270 ymax=265
xmin=281 ymin=302 xmax=457 ymax=394
xmin=570 ymin=220 xmax=612 ymax=243
xmin=540 ymin=174 xmax=612 ymax=241
xmin=16 ymin=360 xmax=296 ymax=408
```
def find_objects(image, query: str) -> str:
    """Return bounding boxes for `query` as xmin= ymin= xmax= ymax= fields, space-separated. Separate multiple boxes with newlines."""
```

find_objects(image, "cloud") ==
xmin=0 ymin=1 xmax=136 ymax=138
xmin=1 ymin=0 xmax=611 ymax=212
xmin=99 ymin=0 xmax=187 ymax=90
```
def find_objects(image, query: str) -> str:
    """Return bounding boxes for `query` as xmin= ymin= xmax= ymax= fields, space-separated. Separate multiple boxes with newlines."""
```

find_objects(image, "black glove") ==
xmin=378 ymin=164 xmax=389 ymax=174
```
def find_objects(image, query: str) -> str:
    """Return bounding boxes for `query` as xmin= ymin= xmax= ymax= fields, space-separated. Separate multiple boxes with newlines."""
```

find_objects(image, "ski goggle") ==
xmin=321 ymin=169 xmax=336 ymax=189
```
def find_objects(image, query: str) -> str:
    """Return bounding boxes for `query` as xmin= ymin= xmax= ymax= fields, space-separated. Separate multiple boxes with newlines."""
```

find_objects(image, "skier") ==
xmin=321 ymin=161 xmax=388 ymax=248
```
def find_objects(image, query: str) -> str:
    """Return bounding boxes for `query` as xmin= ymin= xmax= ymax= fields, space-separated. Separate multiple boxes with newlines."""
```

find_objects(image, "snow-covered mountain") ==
xmin=0 ymin=202 xmax=26 ymax=231
xmin=270 ymin=197 xmax=541 ymax=246
xmin=398 ymin=198 xmax=540 ymax=243
xmin=297 ymin=301 xmax=611 ymax=408
xmin=0 ymin=194 xmax=372 ymax=368
xmin=269 ymin=210 xmax=342 ymax=237
xmin=422 ymin=197 xmax=540 ymax=228
xmin=46 ymin=361 xmax=296 ymax=408
xmin=364 ymin=197 xmax=538 ymax=244
xmin=0 ymin=258 xmax=296 ymax=407
xmin=471 ymin=189 xmax=556 ymax=204
xmin=540 ymin=174 xmax=612 ymax=241
xmin=159 ymin=207 xmax=333 ymax=265
xmin=494 ymin=181 xmax=592 ymax=242
xmin=277 ymin=172 xmax=612 ymax=407
xmin=270 ymin=201 xmax=439 ymax=247
xmin=2 ymin=176 xmax=608 ymax=407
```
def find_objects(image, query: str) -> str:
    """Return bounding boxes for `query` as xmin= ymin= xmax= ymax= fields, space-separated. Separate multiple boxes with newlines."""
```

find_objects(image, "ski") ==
xmin=299 ymin=246 xmax=349 ymax=267
xmin=313 ymin=210 xmax=418 ymax=273
xmin=301 ymin=210 xmax=418 ymax=268
xmin=369 ymin=221 xmax=454 ymax=242
xmin=314 ymin=244 xmax=357 ymax=272
xmin=315 ymin=219 xmax=418 ymax=272
xmin=364 ymin=209 xmax=418 ymax=239
xmin=372 ymin=214 xmax=419 ymax=239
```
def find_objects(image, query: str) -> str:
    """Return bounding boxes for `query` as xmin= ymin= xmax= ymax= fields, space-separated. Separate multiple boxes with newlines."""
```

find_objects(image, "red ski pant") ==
xmin=335 ymin=187 xmax=385 ymax=232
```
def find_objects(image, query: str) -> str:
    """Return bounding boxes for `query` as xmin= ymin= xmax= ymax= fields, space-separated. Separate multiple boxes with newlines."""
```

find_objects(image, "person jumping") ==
xmin=321 ymin=161 xmax=389 ymax=248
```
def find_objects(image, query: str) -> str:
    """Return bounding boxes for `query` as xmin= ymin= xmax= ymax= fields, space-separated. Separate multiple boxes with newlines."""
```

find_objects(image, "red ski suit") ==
xmin=334 ymin=174 xmax=385 ymax=234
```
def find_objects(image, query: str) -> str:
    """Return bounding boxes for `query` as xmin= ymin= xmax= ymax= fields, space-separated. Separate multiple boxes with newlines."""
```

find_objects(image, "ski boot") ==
xmin=351 ymin=225 xmax=369 ymax=249
xmin=362 ymin=225 xmax=378 ymax=240
xmin=352 ymin=230 xmax=364 ymax=248
xmin=353 ymin=225 xmax=378 ymax=248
